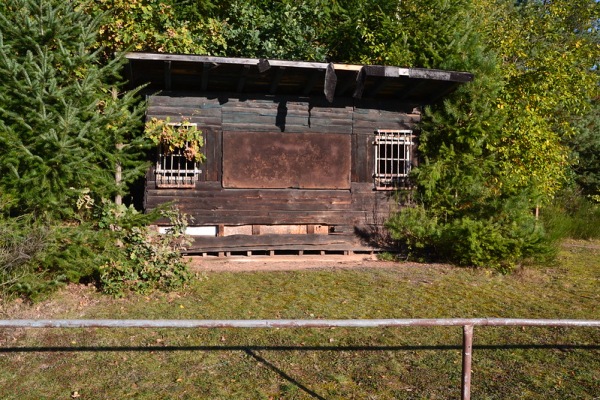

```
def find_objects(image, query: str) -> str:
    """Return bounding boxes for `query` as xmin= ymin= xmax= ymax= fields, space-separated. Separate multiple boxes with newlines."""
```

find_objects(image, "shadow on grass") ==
xmin=2 ymin=344 xmax=598 ymax=399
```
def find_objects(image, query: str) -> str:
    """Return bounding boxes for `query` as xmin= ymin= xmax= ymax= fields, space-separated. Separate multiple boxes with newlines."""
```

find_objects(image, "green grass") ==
xmin=1 ymin=241 xmax=599 ymax=399
xmin=542 ymin=196 xmax=600 ymax=241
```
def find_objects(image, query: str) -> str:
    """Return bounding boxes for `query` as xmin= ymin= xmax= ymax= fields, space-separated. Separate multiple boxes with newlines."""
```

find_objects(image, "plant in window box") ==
xmin=144 ymin=117 xmax=206 ymax=163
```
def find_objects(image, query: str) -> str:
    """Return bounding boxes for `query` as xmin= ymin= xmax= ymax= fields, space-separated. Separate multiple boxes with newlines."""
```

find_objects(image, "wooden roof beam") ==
xmin=409 ymin=68 xmax=473 ymax=82
xmin=324 ymin=63 xmax=337 ymax=103
xmin=302 ymin=69 xmax=322 ymax=96
xmin=270 ymin=67 xmax=286 ymax=94
xmin=353 ymin=67 xmax=366 ymax=99
xmin=365 ymin=77 xmax=389 ymax=98
xmin=201 ymin=63 xmax=210 ymax=91
xmin=335 ymin=71 xmax=359 ymax=97
xmin=398 ymin=79 xmax=428 ymax=101
xmin=426 ymin=82 xmax=461 ymax=103
xmin=236 ymin=65 xmax=251 ymax=93
xmin=258 ymin=58 xmax=270 ymax=73
xmin=164 ymin=61 xmax=171 ymax=91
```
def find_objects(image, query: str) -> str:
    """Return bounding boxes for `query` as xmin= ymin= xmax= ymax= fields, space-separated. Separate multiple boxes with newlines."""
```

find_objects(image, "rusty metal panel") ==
xmin=223 ymin=132 xmax=351 ymax=189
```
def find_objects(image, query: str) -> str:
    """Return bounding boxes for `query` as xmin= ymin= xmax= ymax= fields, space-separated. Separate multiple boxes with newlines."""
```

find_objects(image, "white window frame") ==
xmin=373 ymin=129 xmax=413 ymax=190
xmin=155 ymin=123 xmax=201 ymax=188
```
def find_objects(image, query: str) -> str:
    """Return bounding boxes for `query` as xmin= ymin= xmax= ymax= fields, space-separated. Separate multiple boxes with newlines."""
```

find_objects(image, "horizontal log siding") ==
xmin=146 ymin=182 xmax=398 ymax=227
xmin=145 ymin=95 xmax=418 ymax=243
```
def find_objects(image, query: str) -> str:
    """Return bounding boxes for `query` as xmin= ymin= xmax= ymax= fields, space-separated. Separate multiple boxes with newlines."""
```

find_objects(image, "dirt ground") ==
xmin=186 ymin=253 xmax=401 ymax=272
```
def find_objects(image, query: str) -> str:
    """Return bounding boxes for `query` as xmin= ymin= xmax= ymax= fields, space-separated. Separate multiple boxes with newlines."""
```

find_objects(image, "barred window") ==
xmin=373 ymin=130 xmax=413 ymax=190
xmin=155 ymin=123 xmax=201 ymax=188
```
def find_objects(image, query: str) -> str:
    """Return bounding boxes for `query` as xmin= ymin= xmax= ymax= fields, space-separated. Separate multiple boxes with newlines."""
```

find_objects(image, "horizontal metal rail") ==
xmin=2 ymin=318 xmax=600 ymax=329
xmin=2 ymin=318 xmax=598 ymax=400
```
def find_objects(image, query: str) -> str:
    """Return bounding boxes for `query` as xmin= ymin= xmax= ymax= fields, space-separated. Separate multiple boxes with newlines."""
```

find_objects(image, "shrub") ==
xmin=1 ymin=196 xmax=194 ymax=300
xmin=385 ymin=205 xmax=440 ymax=259
xmin=541 ymin=191 xmax=600 ymax=241
xmin=0 ymin=214 xmax=51 ymax=298
xmin=97 ymin=206 xmax=193 ymax=297
xmin=386 ymin=196 xmax=549 ymax=273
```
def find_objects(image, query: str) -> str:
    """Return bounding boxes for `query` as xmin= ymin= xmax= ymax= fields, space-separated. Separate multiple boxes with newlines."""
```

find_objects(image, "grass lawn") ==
xmin=0 ymin=240 xmax=599 ymax=399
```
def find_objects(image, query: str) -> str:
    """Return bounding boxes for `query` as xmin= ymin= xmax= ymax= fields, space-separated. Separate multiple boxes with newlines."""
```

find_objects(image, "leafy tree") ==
xmin=322 ymin=0 xmax=410 ymax=64
xmin=380 ymin=0 xmax=550 ymax=270
xmin=208 ymin=0 xmax=331 ymax=60
xmin=0 ymin=0 xmax=147 ymax=218
xmin=490 ymin=0 xmax=599 ymax=200
xmin=88 ymin=0 xmax=209 ymax=57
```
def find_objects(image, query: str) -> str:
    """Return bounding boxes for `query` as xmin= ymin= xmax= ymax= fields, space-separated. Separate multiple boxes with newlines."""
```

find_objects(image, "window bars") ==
xmin=373 ymin=130 xmax=413 ymax=189
xmin=155 ymin=124 xmax=201 ymax=188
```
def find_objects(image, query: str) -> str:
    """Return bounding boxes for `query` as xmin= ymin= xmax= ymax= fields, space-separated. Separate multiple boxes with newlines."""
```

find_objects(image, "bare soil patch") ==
xmin=186 ymin=254 xmax=441 ymax=272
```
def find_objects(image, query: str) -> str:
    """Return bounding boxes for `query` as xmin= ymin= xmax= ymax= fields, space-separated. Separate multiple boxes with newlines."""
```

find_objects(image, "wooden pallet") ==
xmin=185 ymin=233 xmax=387 ymax=257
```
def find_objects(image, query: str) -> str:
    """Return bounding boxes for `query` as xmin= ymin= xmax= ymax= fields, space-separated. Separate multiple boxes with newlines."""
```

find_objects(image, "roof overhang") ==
xmin=125 ymin=52 xmax=474 ymax=104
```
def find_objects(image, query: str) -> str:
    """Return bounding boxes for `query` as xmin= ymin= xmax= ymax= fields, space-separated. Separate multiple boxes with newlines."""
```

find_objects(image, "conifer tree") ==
xmin=0 ymin=0 xmax=147 ymax=218
xmin=384 ymin=0 xmax=548 ymax=270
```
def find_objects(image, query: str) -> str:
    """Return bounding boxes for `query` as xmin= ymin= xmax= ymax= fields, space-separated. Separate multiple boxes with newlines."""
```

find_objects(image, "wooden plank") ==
xmin=222 ymin=114 xmax=309 ymax=127
xmin=408 ymin=68 xmax=473 ymax=82
xmin=150 ymin=191 xmax=353 ymax=203
xmin=204 ymin=129 xmax=220 ymax=181
xmin=146 ymin=199 xmax=353 ymax=212
xmin=148 ymin=106 xmax=221 ymax=118
xmin=148 ymin=95 xmax=223 ymax=108
xmin=159 ymin=210 xmax=368 ymax=226
xmin=147 ymin=187 xmax=351 ymax=199
xmin=352 ymin=112 xmax=420 ymax=124
xmin=190 ymin=233 xmax=359 ymax=246
xmin=324 ymin=63 xmax=337 ymax=103
xmin=186 ymin=234 xmax=380 ymax=253
xmin=351 ymin=132 xmax=358 ymax=182
xmin=353 ymin=132 xmax=370 ymax=183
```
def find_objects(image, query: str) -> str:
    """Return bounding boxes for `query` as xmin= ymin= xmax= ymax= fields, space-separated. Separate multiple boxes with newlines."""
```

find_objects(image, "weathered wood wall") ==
xmin=145 ymin=92 xmax=419 ymax=251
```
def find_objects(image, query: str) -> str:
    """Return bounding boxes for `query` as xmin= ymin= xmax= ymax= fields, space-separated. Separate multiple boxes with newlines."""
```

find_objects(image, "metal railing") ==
xmin=2 ymin=318 xmax=599 ymax=399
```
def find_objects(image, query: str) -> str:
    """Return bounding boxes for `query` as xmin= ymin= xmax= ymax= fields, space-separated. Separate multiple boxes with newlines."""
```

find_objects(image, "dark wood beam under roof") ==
xmin=302 ymin=69 xmax=322 ymax=96
xmin=365 ymin=77 xmax=389 ymax=98
xmin=164 ymin=60 xmax=171 ymax=91
xmin=125 ymin=52 xmax=474 ymax=103
xmin=201 ymin=62 xmax=212 ymax=91
xmin=236 ymin=64 xmax=251 ymax=93
xmin=324 ymin=63 xmax=337 ymax=103
xmin=269 ymin=67 xmax=286 ymax=95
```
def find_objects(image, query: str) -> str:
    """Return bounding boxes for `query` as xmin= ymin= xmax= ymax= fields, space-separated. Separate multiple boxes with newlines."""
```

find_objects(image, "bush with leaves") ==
xmin=1 ymin=194 xmax=194 ymax=300
xmin=96 ymin=204 xmax=193 ymax=297
xmin=387 ymin=196 xmax=549 ymax=273
xmin=0 ymin=213 xmax=51 ymax=298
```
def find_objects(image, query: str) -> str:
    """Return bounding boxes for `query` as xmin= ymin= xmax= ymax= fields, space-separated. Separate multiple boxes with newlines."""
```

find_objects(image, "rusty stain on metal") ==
xmin=222 ymin=132 xmax=351 ymax=189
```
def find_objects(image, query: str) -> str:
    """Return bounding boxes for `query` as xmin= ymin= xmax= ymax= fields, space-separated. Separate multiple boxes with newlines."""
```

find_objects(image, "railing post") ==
xmin=462 ymin=324 xmax=474 ymax=400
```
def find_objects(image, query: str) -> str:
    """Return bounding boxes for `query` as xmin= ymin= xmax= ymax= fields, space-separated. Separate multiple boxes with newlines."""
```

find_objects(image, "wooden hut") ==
xmin=125 ymin=53 xmax=473 ymax=255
